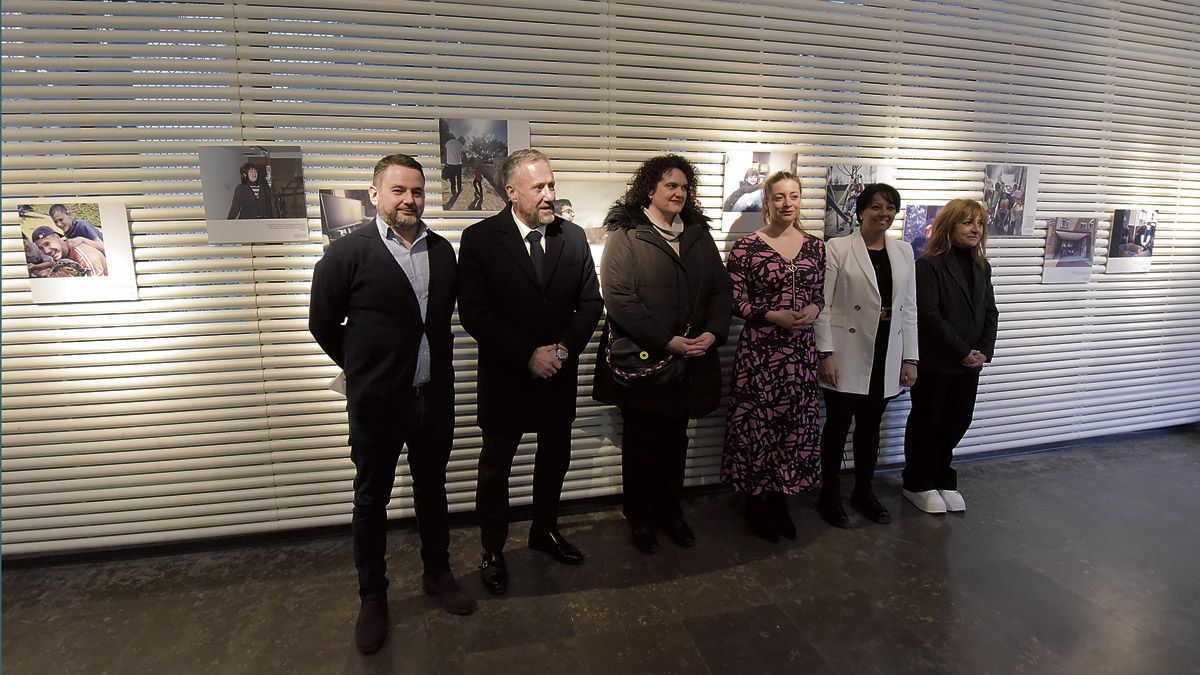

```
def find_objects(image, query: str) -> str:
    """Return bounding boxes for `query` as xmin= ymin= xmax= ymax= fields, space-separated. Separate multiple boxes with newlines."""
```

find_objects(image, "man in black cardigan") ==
xmin=309 ymin=154 xmax=470 ymax=655
xmin=458 ymin=149 xmax=603 ymax=595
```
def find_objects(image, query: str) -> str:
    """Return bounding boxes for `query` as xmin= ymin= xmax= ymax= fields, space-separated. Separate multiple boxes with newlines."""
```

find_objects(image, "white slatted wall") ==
xmin=2 ymin=0 xmax=1197 ymax=556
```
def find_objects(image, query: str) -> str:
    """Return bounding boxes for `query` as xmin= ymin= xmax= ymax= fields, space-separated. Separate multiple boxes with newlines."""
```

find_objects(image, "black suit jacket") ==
xmin=458 ymin=205 xmax=603 ymax=431
xmin=309 ymin=221 xmax=458 ymax=407
xmin=914 ymin=251 xmax=999 ymax=375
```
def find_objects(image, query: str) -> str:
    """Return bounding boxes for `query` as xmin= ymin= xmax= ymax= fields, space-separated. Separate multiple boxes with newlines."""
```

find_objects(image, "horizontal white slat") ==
xmin=2 ymin=0 xmax=1198 ymax=557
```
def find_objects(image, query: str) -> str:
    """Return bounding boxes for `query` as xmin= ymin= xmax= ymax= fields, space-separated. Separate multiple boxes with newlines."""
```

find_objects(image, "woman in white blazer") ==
xmin=813 ymin=184 xmax=918 ymax=528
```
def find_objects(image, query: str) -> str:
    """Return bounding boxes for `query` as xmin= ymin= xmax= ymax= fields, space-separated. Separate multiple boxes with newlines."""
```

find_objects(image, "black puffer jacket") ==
xmin=592 ymin=204 xmax=733 ymax=418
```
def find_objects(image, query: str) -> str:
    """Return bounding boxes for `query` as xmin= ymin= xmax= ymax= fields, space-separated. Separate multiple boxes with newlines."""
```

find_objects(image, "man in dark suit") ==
xmin=458 ymin=149 xmax=603 ymax=595
xmin=309 ymin=154 xmax=471 ymax=656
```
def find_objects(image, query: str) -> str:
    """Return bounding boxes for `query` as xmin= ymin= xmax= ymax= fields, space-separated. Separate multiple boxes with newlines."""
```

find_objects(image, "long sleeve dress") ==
xmin=721 ymin=232 xmax=826 ymax=495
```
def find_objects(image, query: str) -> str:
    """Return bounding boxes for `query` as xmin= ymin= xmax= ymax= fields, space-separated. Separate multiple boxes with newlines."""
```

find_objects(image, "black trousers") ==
xmin=902 ymin=370 xmax=981 ymax=492
xmin=347 ymin=390 xmax=452 ymax=601
xmin=475 ymin=424 xmax=572 ymax=552
xmin=620 ymin=408 xmax=690 ymax=524
xmin=820 ymin=388 xmax=891 ymax=496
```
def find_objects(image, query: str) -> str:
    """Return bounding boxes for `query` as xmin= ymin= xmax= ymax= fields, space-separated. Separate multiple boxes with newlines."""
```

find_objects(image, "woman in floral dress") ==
xmin=721 ymin=170 xmax=825 ymax=542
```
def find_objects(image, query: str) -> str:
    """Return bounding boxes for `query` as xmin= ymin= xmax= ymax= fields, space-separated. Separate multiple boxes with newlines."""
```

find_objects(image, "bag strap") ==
xmin=605 ymin=323 xmax=690 ymax=381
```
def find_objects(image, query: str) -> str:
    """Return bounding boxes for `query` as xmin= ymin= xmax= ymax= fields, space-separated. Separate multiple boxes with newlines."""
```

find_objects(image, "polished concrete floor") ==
xmin=4 ymin=425 xmax=1199 ymax=674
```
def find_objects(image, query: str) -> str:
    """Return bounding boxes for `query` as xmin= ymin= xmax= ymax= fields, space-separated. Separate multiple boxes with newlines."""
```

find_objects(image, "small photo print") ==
xmin=199 ymin=145 xmax=310 ymax=243
xmin=552 ymin=178 xmax=629 ymax=259
xmin=1042 ymin=216 xmax=1097 ymax=284
xmin=823 ymin=164 xmax=893 ymax=240
xmin=902 ymin=204 xmax=943 ymax=259
xmin=17 ymin=200 xmax=138 ymax=303
xmin=318 ymin=188 xmax=375 ymax=249
xmin=722 ymin=151 xmax=800 ymax=233
xmin=438 ymin=118 xmax=530 ymax=213
xmin=20 ymin=202 xmax=108 ymax=278
xmin=1106 ymin=208 xmax=1156 ymax=273
xmin=984 ymin=164 xmax=1039 ymax=236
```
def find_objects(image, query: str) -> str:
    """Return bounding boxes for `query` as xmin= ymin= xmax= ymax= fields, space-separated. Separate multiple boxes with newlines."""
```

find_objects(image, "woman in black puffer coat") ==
xmin=593 ymin=154 xmax=732 ymax=554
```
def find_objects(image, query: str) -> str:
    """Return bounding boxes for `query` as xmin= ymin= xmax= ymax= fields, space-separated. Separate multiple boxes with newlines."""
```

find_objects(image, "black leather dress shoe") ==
xmin=355 ymin=599 xmax=389 ymax=655
xmin=661 ymin=516 xmax=696 ymax=547
xmin=479 ymin=550 xmax=508 ymax=595
xmin=528 ymin=529 xmax=584 ymax=565
xmin=630 ymin=522 xmax=658 ymax=554
xmin=850 ymin=490 xmax=891 ymax=524
xmin=817 ymin=494 xmax=851 ymax=529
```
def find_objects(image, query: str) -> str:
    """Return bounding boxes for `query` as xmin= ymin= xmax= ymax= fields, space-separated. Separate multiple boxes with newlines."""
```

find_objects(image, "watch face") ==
xmin=556 ymin=347 xmax=569 ymax=360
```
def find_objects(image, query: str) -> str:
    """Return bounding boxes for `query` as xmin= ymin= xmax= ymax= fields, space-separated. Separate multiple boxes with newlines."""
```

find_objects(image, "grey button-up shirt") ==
xmin=376 ymin=216 xmax=431 ymax=386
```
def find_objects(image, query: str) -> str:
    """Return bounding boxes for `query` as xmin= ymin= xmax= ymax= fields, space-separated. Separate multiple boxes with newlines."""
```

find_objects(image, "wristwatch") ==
xmin=555 ymin=344 xmax=570 ymax=361
xmin=902 ymin=359 xmax=919 ymax=366
xmin=817 ymin=351 xmax=833 ymax=360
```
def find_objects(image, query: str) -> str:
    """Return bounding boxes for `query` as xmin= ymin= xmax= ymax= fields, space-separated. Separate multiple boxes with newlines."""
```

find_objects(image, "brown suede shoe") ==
xmin=422 ymin=571 xmax=474 ymax=615
xmin=355 ymin=599 xmax=389 ymax=655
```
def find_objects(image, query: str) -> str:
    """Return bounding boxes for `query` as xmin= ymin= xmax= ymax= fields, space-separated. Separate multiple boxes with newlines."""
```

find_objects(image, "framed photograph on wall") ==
xmin=983 ymin=164 xmax=1039 ymax=237
xmin=199 ymin=145 xmax=310 ymax=244
xmin=438 ymin=118 xmax=530 ymax=213
xmin=552 ymin=178 xmax=628 ymax=261
xmin=1106 ymin=208 xmax=1156 ymax=273
xmin=722 ymin=151 xmax=800 ymax=234
xmin=18 ymin=200 xmax=138 ymax=303
xmin=823 ymin=164 xmax=895 ymax=240
xmin=1042 ymin=216 xmax=1097 ymax=283
xmin=318 ymin=188 xmax=375 ymax=250
xmin=902 ymin=204 xmax=944 ymax=259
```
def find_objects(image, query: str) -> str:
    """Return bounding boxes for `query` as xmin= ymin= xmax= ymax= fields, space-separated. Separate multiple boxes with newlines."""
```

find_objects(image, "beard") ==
xmin=516 ymin=201 xmax=554 ymax=227
xmin=382 ymin=208 xmax=420 ymax=235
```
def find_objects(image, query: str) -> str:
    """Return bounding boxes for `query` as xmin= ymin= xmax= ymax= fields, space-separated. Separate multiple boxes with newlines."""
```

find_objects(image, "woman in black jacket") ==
xmin=227 ymin=163 xmax=276 ymax=219
xmin=593 ymin=154 xmax=733 ymax=553
xmin=902 ymin=199 xmax=998 ymax=514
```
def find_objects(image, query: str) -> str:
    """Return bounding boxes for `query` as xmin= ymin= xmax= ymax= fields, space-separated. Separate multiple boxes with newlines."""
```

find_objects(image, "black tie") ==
xmin=526 ymin=230 xmax=544 ymax=286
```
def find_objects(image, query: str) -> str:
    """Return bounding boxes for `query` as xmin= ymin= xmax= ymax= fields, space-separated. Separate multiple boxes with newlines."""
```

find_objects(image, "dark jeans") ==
xmin=348 ymin=390 xmax=452 ymax=601
xmin=446 ymin=164 xmax=463 ymax=194
xmin=902 ymin=370 xmax=981 ymax=492
xmin=820 ymin=388 xmax=891 ymax=496
xmin=475 ymin=424 xmax=572 ymax=552
xmin=620 ymin=408 xmax=690 ymax=525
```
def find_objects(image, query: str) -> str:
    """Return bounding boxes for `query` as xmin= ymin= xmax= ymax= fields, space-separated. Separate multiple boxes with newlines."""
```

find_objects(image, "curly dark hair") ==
xmin=609 ymin=154 xmax=709 ymax=230
xmin=239 ymin=162 xmax=267 ymax=186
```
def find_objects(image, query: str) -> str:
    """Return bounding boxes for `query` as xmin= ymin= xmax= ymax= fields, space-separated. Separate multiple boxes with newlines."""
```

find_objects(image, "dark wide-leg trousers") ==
xmin=348 ymin=391 xmax=452 ymax=601
xmin=902 ymin=370 xmax=981 ymax=492
xmin=620 ymin=408 xmax=690 ymax=525
xmin=475 ymin=424 xmax=573 ymax=552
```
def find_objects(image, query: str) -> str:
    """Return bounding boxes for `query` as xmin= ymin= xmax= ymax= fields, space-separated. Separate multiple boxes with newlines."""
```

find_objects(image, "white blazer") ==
xmin=814 ymin=229 xmax=918 ymax=398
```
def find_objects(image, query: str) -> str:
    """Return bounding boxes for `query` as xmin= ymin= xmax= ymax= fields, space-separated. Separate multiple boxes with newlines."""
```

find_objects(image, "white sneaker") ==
xmin=903 ymin=489 xmax=947 ymax=514
xmin=938 ymin=490 xmax=966 ymax=512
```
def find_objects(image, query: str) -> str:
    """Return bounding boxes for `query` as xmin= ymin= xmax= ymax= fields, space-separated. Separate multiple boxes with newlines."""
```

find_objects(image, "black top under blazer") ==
xmin=914 ymin=249 xmax=999 ymax=375
xmin=308 ymin=221 xmax=458 ymax=408
xmin=457 ymin=205 xmax=604 ymax=432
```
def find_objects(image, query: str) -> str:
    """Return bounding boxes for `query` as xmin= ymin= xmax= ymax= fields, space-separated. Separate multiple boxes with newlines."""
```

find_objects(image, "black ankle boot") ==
xmin=765 ymin=492 xmax=797 ymax=540
xmin=817 ymin=489 xmax=850 ymax=529
xmin=745 ymin=495 xmax=780 ymax=543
